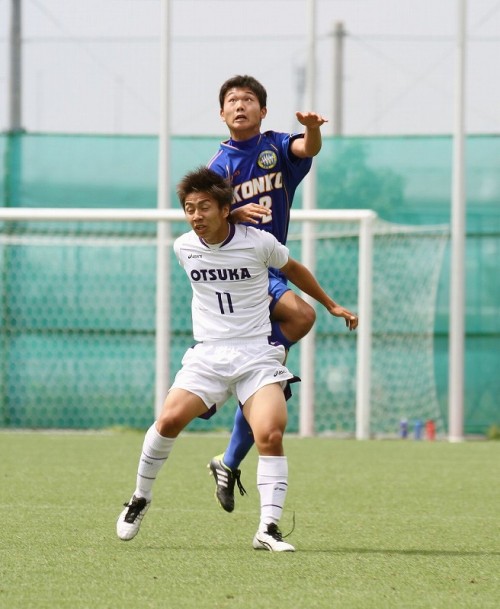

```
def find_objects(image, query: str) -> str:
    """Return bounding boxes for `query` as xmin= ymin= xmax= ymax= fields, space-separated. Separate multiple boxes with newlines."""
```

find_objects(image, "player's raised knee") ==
xmin=296 ymin=301 xmax=316 ymax=336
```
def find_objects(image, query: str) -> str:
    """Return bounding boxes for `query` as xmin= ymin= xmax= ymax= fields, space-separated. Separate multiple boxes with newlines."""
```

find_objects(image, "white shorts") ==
xmin=169 ymin=337 xmax=295 ymax=414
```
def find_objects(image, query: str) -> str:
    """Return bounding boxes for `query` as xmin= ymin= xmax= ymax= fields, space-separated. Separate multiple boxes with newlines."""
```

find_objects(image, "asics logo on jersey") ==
xmin=233 ymin=172 xmax=283 ymax=203
xmin=257 ymin=150 xmax=278 ymax=169
xmin=190 ymin=268 xmax=251 ymax=282
xmin=273 ymin=368 xmax=287 ymax=377
xmin=188 ymin=253 xmax=203 ymax=259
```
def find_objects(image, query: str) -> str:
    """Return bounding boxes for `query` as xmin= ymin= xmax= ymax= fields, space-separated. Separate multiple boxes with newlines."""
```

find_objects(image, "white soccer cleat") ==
xmin=252 ymin=523 xmax=295 ymax=552
xmin=116 ymin=495 xmax=150 ymax=541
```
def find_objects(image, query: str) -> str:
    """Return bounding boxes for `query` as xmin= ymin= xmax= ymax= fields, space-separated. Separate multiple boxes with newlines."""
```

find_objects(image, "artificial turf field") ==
xmin=2 ymin=430 xmax=499 ymax=609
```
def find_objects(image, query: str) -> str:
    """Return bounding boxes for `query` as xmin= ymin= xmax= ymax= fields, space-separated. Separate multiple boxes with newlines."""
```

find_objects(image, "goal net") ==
xmin=286 ymin=216 xmax=448 ymax=438
xmin=0 ymin=209 xmax=448 ymax=437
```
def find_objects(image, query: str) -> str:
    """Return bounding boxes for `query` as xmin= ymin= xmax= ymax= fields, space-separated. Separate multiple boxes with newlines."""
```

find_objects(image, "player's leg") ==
xmin=242 ymin=382 xmax=295 ymax=552
xmin=217 ymin=406 xmax=253 ymax=471
xmin=208 ymin=405 xmax=250 ymax=512
xmin=207 ymin=274 xmax=302 ymax=512
xmin=271 ymin=288 xmax=316 ymax=345
xmin=117 ymin=388 xmax=207 ymax=541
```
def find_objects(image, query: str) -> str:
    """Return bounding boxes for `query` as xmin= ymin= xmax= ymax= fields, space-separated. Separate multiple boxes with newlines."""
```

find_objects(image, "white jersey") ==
xmin=173 ymin=223 xmax=289 ymax=341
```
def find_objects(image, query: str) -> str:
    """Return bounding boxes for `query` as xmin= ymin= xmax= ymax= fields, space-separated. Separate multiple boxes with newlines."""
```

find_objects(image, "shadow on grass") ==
xmin=118 ymin=542 xmax=500 ymax=557
xmin=300 ymin=546 xmax=500 ymax=557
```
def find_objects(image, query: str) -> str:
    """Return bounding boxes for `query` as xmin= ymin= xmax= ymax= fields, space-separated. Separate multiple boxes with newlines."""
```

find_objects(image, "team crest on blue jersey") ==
xmin=257 ymin=150 xmax=278 ymax=170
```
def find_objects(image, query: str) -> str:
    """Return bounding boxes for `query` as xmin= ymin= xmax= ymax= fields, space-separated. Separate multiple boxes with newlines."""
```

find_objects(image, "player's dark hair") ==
xmin=219 ymin=75 xmax=267 ymax=109
xmin=177 ymin=167 xmax=233 ymax=213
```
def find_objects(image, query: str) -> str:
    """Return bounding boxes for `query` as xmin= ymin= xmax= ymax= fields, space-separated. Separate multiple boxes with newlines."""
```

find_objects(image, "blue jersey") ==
xmin=207 ymin=131 xmax=312 ymax=246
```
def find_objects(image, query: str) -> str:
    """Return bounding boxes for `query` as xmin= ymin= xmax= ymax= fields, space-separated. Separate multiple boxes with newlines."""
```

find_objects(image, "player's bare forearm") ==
xmin=280 ymin=258 xmax=358 ymax=330
xmin=230 ymin=203 xmax=270 ymax=225
xmin=281 ymin=259 xmax=330 ymax=305
xmin=292 ymin=112 xmax=328 ymax=158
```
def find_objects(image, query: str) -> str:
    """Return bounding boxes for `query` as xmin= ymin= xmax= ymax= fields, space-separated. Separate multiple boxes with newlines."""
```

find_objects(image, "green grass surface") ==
xmin=2 ymin=431 xmax=499 ymax=609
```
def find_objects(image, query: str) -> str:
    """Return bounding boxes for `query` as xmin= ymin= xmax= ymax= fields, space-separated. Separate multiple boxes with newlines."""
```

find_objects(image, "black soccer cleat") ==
xmin=208 ymin=454 xmax=247 ymax=513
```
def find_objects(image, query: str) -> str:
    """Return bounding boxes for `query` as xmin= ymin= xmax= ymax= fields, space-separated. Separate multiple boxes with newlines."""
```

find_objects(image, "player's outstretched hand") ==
xmin=329 ymin=305 xmax=358 ymax=331
xmin=296 ymin=111 xmax=328 ymax=128
xmin=230 ymin=203 xmax=271 ymax=225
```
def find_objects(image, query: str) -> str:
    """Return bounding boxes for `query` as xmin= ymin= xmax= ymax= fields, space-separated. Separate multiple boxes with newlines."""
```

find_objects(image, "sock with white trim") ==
xmin=257 ymin=455 xmax=288 ymax=530
xmin=134 ymin=423 xmax=175 ymax=501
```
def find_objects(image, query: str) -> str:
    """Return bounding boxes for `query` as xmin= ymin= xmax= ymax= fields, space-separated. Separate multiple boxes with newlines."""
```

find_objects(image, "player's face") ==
xmin=220 ymin=87 xmax=267 ymax=140
xmin=184 ymin=192 xmax=230 ymax=244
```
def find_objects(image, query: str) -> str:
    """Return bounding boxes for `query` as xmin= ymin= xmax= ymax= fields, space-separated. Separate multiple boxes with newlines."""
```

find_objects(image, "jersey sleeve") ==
xmin=282 ymin=133 xmax=314 ymax=168
xmin=173 ymin=236 xmax=184 ymax=268
xmin=206 ymin=148 xmax=229 ymax=178
xmin=268 ymin=132 xmax=313 ymax=204
xmin=258 ymin=230 xmax=289 ymax=269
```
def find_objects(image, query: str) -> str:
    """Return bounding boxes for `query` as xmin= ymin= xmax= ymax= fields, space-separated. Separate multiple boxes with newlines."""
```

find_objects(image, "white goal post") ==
xmin=293 ymin=209 xmax=376 ymax=440
xmin=1 ymin=206 xmax=441 ymax=439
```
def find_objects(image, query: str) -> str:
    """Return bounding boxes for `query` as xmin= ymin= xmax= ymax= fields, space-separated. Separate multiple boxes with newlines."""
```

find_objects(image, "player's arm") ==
xmin=290 ymin=112 xmax=328 ymax=158
xmin=230 ymin=203 xmax=271 ymax=225
xmin=279 ymin=257 xmax=358 ymax=330
xmin=206 ymin=158 xmax=269 ymax=225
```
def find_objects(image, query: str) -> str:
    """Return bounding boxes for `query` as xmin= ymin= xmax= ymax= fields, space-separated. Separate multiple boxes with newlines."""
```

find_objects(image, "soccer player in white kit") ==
xmin=116 ymin=167 xmax=357 ymax=552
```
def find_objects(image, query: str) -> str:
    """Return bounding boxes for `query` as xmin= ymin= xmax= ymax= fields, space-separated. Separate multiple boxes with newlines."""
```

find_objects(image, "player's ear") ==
xmin=260 ymin=107 xmax=267 ymax=120
xmin=220 ymin=109 xmax=226 ymax=122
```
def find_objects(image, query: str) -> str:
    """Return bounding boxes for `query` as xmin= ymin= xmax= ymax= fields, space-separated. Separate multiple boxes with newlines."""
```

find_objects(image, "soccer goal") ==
xmin=0 ymin=208 xmax=448 ymax=437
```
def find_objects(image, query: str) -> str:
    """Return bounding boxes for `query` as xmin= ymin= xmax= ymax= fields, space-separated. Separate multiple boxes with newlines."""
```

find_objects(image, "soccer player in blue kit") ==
xmin=207 ymin=75 xmax=358 ymax=512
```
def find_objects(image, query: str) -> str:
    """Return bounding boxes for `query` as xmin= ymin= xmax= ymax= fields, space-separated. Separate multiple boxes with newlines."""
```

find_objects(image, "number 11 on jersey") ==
xmin=216 ymin=291 xmax=234 ymax=314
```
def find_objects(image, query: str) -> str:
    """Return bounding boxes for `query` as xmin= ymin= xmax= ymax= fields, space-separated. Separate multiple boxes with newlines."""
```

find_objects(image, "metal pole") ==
xmin=332 ymin=21 xmax=345 ymax=136
xmin=299 ymin=0 xmax=317 ymax=437
xmin=155 ymin=0 xmax=172 ymax=418
xmin=9 ymin=0 xmax=22 ymax=131
xmin=448 ymin=0 xmax=467 ymax=442
xmin=355 ymin=215 xmax=374 ymax=439
xmin=3 ymin=0 xmax=23 ymax=428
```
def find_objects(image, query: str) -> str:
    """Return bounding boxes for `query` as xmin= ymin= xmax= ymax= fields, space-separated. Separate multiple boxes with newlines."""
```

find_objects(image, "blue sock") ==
xmin=271 ymin=320 xmax=295 ymax=350
xmin=223 ymin=322 xmax=295 ymax=471
xmin=223 ymin=406 xmax=254 ymax=470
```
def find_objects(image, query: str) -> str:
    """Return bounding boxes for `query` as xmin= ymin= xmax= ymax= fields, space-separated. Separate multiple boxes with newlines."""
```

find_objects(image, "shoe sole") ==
xmin=252 ymin=536 xmax=295 ymax=552
xmin=253 ymin=541 xmax=295 ymax=552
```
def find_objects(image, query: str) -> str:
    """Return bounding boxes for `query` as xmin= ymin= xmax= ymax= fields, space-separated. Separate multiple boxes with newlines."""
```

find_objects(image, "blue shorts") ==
xmin=268 ymin=267 xmax=290 ymax=313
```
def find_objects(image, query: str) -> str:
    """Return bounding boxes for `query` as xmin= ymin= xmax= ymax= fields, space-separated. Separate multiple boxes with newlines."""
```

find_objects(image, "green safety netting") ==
xmin=1 ymin=133 xmax=499 ymax=434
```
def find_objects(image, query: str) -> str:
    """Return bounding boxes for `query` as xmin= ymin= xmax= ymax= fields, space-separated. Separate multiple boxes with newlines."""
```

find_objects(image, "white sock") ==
xmin=257 ymin=455 xmax=288 ymax=530
xmin=134 ymin=423 xmax=175 ymax=501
